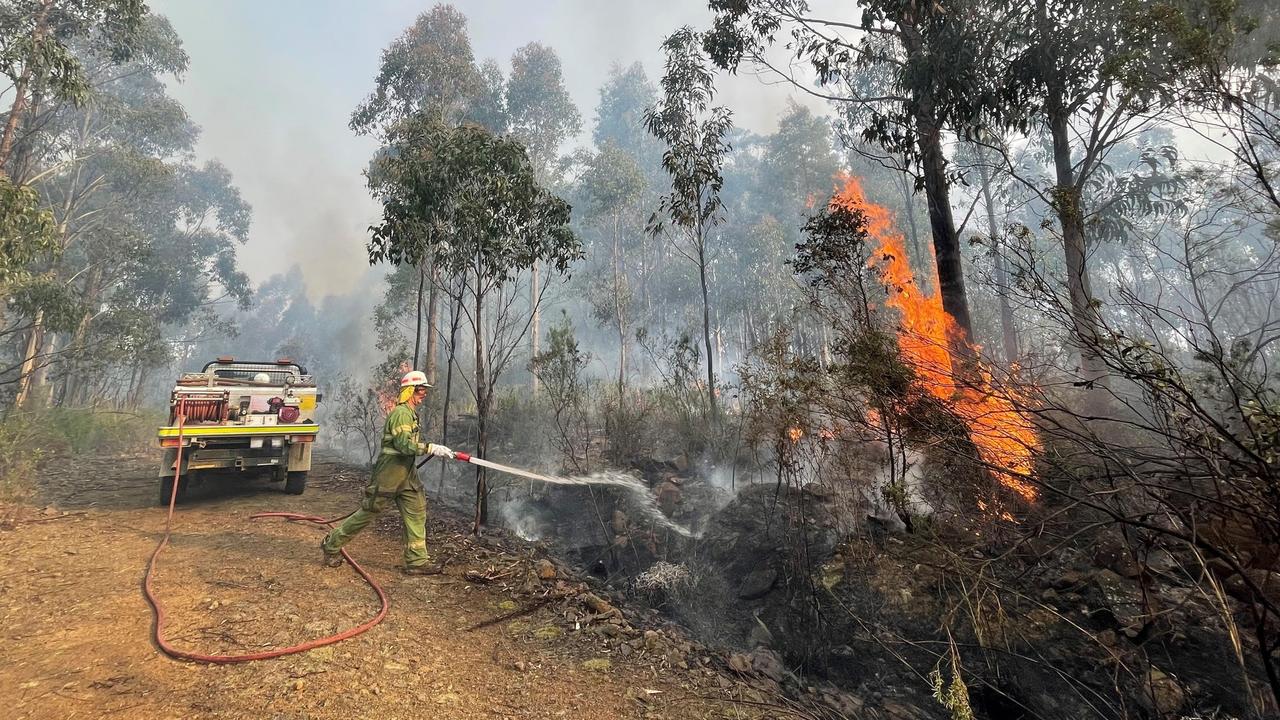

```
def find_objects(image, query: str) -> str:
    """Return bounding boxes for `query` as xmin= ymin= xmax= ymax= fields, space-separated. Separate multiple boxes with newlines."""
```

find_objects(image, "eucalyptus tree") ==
xmin=351 ymin=3 xmax=491 ymax=378
xmin=704 ymin=0 xmax=991 ymax=345
xmin=5 ymin=10 xmax=243 ymax=409
xmin=0 ymin=0 xmax=145 ymax=175
xmin=645 ymin=26 xmax=734 ymax=418
xmin=367 ymin=115 xmax=580 ymax=528
xmin=505 ymin=42 xmax=580 ymax=387
xmin=579 ymin=141 xmax=647 ymax=395
xmin=594 ymin=62 xmax=665 ymax=179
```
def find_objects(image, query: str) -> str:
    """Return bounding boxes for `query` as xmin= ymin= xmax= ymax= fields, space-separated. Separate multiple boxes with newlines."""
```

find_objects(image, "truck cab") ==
xmin=157 ymin=357 xmax=321 ymax=504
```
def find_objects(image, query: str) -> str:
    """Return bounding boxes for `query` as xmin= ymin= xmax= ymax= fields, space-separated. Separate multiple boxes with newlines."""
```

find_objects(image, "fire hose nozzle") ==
xmin=453 ymin=451 xmax=471 ymax=462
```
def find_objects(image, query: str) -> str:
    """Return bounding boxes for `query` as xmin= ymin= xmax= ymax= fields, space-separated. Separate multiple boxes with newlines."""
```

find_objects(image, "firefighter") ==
xmin=320 ymin=370 xmax=454 ymax=575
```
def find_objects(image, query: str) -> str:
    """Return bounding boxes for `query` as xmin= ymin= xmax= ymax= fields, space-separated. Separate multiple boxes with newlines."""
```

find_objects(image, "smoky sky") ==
xmin=150 ymin=0 xmax=829 ymax=300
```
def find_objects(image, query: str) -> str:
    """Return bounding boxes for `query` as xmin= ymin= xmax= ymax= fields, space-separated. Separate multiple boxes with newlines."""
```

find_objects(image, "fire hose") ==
xmin=143 ymin=404 xmax=539 ymax=663
xmin=142 ymin=403 xmax=395 ymax=663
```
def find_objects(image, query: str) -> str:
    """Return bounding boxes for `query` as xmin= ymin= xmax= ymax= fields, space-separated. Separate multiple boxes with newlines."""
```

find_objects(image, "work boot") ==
xmin=320 ymin=538 xmax=343 ymax=568
xmin=402 ymin=561 xmax=445 ymax=576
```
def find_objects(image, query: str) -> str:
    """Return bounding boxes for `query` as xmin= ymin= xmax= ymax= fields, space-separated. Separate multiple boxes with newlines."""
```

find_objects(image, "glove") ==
xmin=429 ymin=443 xmax=455 ymax=460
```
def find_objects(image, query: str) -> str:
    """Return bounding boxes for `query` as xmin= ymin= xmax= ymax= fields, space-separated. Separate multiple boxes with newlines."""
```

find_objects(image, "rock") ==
xmin=536 ymin=559 xmax=557 ymax=580
xmin=643 ymin=630 xmax=663 ymax=652
xmin=738 ymin=568 xmax=778 ymax=601
xmin=1051 ymin=569 xmax=1088 ymax=591
xmin=1091 ymin=569 xmax=1148 ymax=634
xmin=292 ymin=679 xmax=305 ymax=691
xmin=618 ymin=643 xmax=633 ymax=658
xmin=580 ymin=592 xmax=619 ymax=617
xmin=821 ymin=689 xmax=864 ymax=715
xmin=1139 ymin=667 xmax=1185 ymax=717
xmin=802 ymin=483 xmax=834 ymax=500
xmin=881 ymin=700 xmax=917 ymax=720
xmin=1092 ymin=533 xmax=1141 ymax=578
xmin=656 ymin=481 xmax=683 ymax=516
xmin=750 ymin=648 xmax=787 ymax=683
xmin=728 ymin=653 xmax=752 ymax=674
xmin=1223 ymin=569 xmax=1280 ymax=607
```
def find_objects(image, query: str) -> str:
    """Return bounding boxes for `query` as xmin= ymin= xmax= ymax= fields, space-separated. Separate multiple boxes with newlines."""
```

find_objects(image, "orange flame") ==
xmin=376 ymin=361 xmax=413 ymax=415
xmin=830 ymin=174 xmax=1039 ymax=501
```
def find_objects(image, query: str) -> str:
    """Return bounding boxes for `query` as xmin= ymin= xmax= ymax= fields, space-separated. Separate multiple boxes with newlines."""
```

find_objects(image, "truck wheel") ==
xmin=159 ymin=474 xmax=188 ymax=506
xmin=285 ymin=471 xmax=308 ymax=495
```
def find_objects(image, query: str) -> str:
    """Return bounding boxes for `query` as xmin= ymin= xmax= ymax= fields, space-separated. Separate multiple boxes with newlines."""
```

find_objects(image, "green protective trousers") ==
xmin=322 ymin=451 xmax=430 ymax=567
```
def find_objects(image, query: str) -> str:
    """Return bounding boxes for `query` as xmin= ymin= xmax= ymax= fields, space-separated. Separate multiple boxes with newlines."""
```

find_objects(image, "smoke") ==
xmin=497 ymin=497 xmax=546 ymax=541
xmin=864 ymin=449 xmax=931 ymax=533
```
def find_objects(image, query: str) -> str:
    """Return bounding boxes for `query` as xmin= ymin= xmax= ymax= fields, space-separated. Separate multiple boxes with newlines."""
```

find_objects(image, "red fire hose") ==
xmin=142 ymin=403 xmax=390 ymax=663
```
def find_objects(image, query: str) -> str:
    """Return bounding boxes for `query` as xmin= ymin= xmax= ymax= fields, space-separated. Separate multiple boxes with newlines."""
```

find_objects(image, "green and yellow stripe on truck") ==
xmin=157 ymin=424 xmax=319 ymax=441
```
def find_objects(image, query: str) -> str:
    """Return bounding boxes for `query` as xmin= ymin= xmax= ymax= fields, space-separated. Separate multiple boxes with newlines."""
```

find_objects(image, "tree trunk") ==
xmin=612 ymin=217 xmax=626 ymax=397
xmin=976 ymin=158 xmax=1020 ymax=364
xmin=898 ymin=171 xmax=925 ymax=268
xmin=13 ymin=309 xmax=45 ymax=409
xmin=412 ymin=264 xmax=426 ymax=369
xmin=473 ymin=264 xmax=489 ymax=532
xmin=529 ymin=261 xmax=540 ymax=393
xmin=914 ymin=108 xmax=972 ymax=343
xmin=425 ymin=262 xmax=440 ymax=385
xmin=0 ymin=0 xmax=53 ymax=174
xmin=696 ymin=231 xmax=717 ymax=417
xmin=439 ymin=275 xmax=463 ymax=494
xmin=899 ymin=19 xmax=972 ymax=346
xmin=1048 ymin=109 xmax=1104 ymax=379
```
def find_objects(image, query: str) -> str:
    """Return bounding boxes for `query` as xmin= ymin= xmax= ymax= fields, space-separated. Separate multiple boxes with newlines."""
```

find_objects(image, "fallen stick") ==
xmin=462 ymin=597 xmax=555 ymax=632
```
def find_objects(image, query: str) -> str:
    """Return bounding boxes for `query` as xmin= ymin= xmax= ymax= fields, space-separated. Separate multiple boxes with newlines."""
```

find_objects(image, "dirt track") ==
xmin=0 ymin=453 xmax=758 ymax=720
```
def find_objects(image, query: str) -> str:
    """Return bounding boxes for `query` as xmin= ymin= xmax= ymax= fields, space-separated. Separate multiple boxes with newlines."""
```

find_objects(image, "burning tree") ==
xmin=367 ymin=115 xmax=580 ymax=530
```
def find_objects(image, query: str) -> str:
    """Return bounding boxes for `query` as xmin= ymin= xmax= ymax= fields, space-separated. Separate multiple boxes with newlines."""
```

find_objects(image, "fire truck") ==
xmin=156 ymin=357 xmax=320 ymax=504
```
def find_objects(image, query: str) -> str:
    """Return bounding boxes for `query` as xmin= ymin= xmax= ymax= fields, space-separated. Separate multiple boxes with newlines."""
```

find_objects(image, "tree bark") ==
xmin=473 ymin=262 xmax=489 ymax=531
xmin=898 ymin=171 xmax=925 ymax=268
xmin=914 ymin=107 xmax=973 ymax=343
xmin=424 ymin=262 xmax=440 ymax=385
xmin=1049 ymin=107 xmax=1104 ymax=380
xmin=439 ymin=275 xmax=463 ymax=494
xmin=695 ymin=229 xmax=718 ymax=418
xmin=899 ymin=19 xmax=973 ymax=347
xmin=529 ymin=261 xmax=540 ymax=393
xmin=612 ymin=216 xmax=626 ymax=397
xmin=0 ymin=0 xmax=54 ymax=175
xmin=13 ymin=309 xmax=45 ymax=409
xmin=1036 ymin=0 xmax=1104 ymax=382
xmin=412 ymin=264 xmax=426 ymax=369
xmin=976 ymin=158 xmax=1020 ymax=364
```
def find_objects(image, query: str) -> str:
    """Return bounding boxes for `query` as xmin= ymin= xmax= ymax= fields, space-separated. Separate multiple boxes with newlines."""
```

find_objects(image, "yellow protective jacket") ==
xmin=371 ymin=403 xmax=433 ymax=493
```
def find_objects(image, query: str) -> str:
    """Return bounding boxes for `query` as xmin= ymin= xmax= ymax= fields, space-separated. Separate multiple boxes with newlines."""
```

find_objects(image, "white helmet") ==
xmin=400 ymin=370 xmax=432 ymax=388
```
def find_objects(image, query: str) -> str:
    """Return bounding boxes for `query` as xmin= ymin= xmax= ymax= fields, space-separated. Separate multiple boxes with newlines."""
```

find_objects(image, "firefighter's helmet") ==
xmin=399 ymin=370 xmax=432 ymax=388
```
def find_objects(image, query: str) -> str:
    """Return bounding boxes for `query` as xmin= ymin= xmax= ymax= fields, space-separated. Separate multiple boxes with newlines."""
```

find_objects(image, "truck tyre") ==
xmin=285 ymin=471 xmax=308 ymax=495
xmin=160 ymin=474 xmax=188 ymax=506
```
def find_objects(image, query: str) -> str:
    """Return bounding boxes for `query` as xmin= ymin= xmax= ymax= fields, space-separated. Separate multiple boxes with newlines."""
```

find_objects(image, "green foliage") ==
xmin=0 ymin=414 xmax=42 ymax=504
xmin=367 ymin=117 xmax=581 ymax=281
xmin=349 ymin=3 xmax=485 ymax=133
xmin=644 ymin=26 xmax=733 ymax=238
xmin=506 ymin=42 xmax=581 ymax=179
xmin=0 ymin=176 xmax=57 ymax=293
xmin=529 ymin=314 xmax=592 ymax=471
